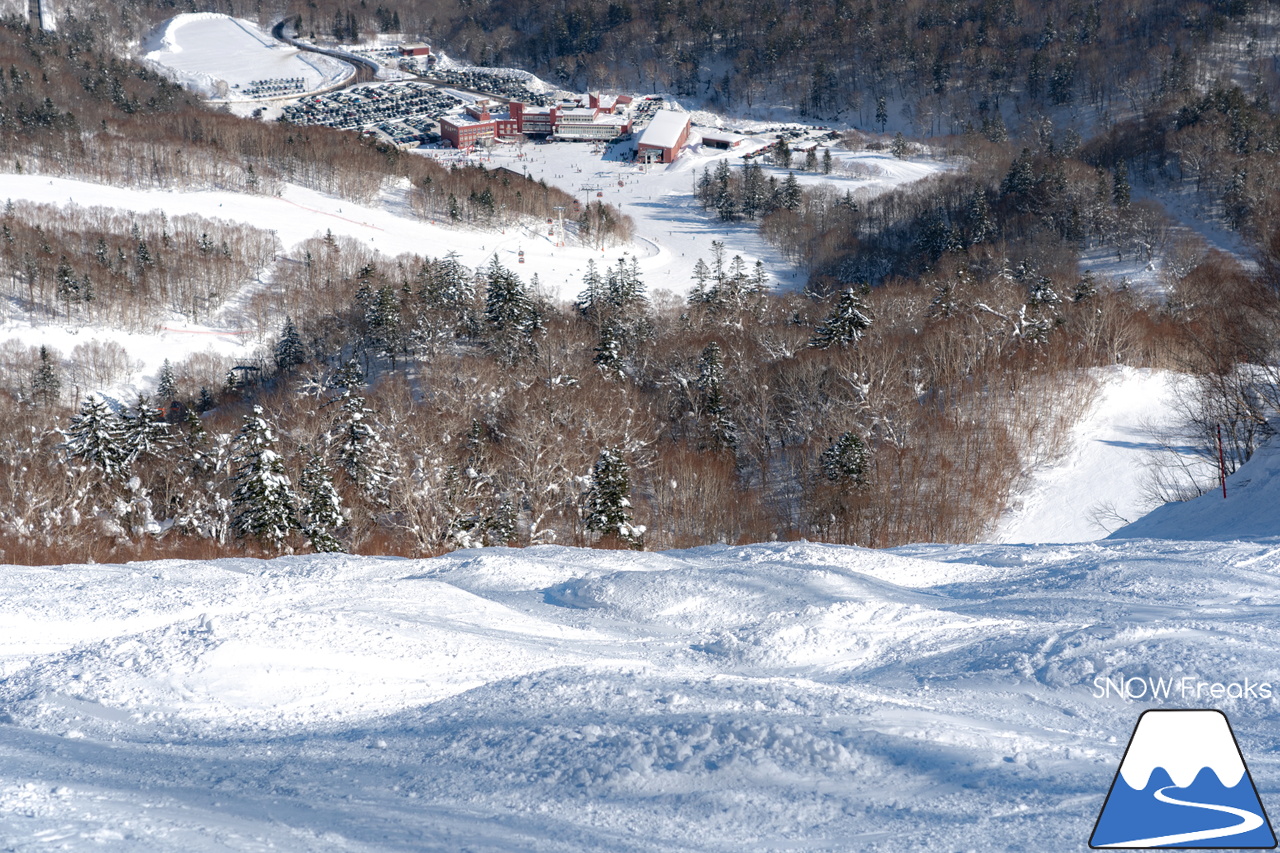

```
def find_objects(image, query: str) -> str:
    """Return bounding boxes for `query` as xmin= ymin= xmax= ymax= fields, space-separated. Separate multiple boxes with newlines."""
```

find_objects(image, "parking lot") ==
xmin=423 ymin=68 xmax=557 ymax=106
xmin=281 ymin=81 xmax=461 ymax=132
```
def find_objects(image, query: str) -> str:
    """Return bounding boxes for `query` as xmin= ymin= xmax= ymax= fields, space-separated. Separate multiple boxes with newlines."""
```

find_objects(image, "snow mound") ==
xmin=7 ymin=539 xmax=1280 ymax=849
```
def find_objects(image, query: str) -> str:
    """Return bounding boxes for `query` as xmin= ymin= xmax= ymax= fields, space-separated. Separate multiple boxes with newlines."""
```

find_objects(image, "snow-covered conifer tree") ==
xmin=156 ymin=359 xmax=177 ymax=400
xmin=364 ymin=284 xmax=404 ymax=363
xmin=780 ymin=172 xmax=802 ymax=210
xmin=809 ymin=288 xmax=873 ymax=349
xmin=593 ymin=317 xmax=625 ymax=378
xmin=274 ymin=317 xmax=306 ymax=372
xmin=331 ymin=391 xmax=393 ymax=500
xmin=697 ymin=342 xmax=737 ymax=450
xmin=483 ymin=257 xmax=543 ymax=361
xmin=121 ymin=393 xmax=173 ymax=466
xmin=740 ymin=161 xmax=767 ymax=219
xmin=229 ymin=406 xmax=298 ymax=549
xmin=820 ymin=432 xmax=869 ymax=486
xmin=1072 ymin=272 xmax=1098 ymax=303
xmin=583 ymin=447 xmax=644 ymax=548
xmin=30 ymin=345 xmax=60 ymax=405
xmin=688 ymin=258 xmax=716 ymax=306
xmin=575 ymin=259 xmax=606 ymax=316
xmin=298 ymin=450 xmax=345 ymax=552
xmin=62 ymin=395 xmax=125 ymax=479
xmin=327 ymin=361 xmax=392 ymax=500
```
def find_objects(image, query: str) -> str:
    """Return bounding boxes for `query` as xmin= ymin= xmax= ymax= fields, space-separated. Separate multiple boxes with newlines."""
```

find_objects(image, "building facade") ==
xmin=441 ymin=94 xmax=634 ymax=149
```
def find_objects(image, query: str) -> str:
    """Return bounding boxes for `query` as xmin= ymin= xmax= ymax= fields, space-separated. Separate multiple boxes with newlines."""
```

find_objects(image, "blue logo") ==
xmin=1091 ymin=709 xmax=1276 ymax=848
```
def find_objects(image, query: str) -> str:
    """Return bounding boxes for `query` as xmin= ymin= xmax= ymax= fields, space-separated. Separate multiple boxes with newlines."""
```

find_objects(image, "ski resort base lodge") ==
xmin=437 ymin=96 xmax=692 ymax=164
xmin=636 ymin=110 xmax=692 ymax=164
xmin=438 ymin=93 xmax=638 ymax=150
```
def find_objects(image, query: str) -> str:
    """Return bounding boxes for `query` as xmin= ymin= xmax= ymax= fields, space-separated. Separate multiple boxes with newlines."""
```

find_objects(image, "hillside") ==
xmin=1113 ymin=432 xmax=1280 ymax=541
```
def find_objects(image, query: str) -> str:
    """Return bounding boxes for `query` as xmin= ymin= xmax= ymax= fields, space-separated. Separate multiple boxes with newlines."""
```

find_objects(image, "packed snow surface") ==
xmin=142 ymin=14 xmax=351 ymax=100
xmin=989 ymin=367 xmax=1211 ymax=543
xmin=4 ymin=532 xmax=1280 ymax=851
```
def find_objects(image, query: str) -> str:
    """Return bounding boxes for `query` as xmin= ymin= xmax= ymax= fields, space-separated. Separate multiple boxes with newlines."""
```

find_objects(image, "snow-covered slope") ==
xmin=990 ymin=367 xmax=1210 ymax=543
xmin=4 ymin=538 xmax=1280 ymax=851
xmin=0 ymin=143 xmax=947 ymax=401
xmin=1111 ymin=434 xmax=1280 ymax=541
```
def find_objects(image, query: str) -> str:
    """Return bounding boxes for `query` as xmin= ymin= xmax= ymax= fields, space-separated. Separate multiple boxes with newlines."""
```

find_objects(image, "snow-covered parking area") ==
xmin=142 ymin=14 xmax=352 ymax=101
xmin=3 ymin=537 xmax=1280 ymax=850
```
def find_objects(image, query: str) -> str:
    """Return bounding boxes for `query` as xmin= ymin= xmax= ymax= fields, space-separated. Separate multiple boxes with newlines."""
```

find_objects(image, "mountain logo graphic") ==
xmin=1091 ymin=709 xmax=1276 ymax=848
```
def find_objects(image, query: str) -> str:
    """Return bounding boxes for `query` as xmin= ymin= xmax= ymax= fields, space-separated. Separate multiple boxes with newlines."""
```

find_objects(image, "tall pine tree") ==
xmin=274 ymin=317 xmax=306 ymax=372
xmin=229 ymin=406 xmax=298 ymax=549
xmin=583 ymin=447 xmax=644 ymax=549
xmin=697 ymin=342 xmax=737 ymax=450
xmin=30 ymin=345 xmax=60 ymax=405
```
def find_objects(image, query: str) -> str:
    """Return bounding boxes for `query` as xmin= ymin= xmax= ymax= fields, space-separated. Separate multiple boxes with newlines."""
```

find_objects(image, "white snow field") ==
xmin=426 ymin=138 xmax=950 ymax=296
xmin=142 ymin=14 xmax=352 ymax=101
xmin=989 ymin=367 xmax=1213 ymax=543
xmin=4 ymin=527 xmax=1280 ymax=851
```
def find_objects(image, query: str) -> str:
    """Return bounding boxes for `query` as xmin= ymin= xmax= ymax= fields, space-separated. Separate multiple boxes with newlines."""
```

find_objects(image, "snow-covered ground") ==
xmin=989 ymin=367 xmax=1214 ymax=543
xmin=417 ymin=139 xmax=948 ymax=296
xmin=141 ymin=14 xmax=352 ymax=101
xmin=4 ymin=522 xmax=1280 ymax=850
xmin=0 ymin=144 xmax=945 ymax=399
xmin=1113 ymin=433 xmax=1280 ymax=540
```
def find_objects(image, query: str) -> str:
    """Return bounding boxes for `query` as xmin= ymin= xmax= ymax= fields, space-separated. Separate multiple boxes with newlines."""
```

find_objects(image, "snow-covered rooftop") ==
xmin=638 ymin=109 xmax=690 ymax=149
xmin=699 ymin=129 xmax=747 ymax=145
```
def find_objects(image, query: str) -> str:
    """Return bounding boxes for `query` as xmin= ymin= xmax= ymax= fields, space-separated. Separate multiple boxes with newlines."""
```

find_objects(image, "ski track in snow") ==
xmin=988 ymin=366 xmax=1214 ymax=544
xmin=4 ymin=531 xmax=1280 ymax=851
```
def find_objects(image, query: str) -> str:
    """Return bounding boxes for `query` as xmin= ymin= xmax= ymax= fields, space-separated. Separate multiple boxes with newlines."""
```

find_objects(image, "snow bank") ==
xmin=5 ymin=538 xmax=1280 ymax=850
xmin=1111 ymin=435 xmax=1280 ymax=541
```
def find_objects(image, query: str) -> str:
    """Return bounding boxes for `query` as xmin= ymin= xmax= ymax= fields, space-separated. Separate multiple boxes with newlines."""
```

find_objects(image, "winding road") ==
xmin=270 ymin=19 xmax=378 ymax=85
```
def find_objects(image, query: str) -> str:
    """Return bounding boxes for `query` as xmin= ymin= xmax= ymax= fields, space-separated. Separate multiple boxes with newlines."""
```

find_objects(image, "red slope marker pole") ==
xmin=1218 ymin=424 xmax=1228 ymax=499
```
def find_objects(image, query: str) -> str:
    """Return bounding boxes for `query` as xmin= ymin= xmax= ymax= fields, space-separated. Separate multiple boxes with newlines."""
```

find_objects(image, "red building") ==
xmin=637 ymin=110 xmax=691 ymax=164
xmin=399 ymin=43 xmax=431 ymax=57
xmin=441 ymin=95 xmax=633 ymax=149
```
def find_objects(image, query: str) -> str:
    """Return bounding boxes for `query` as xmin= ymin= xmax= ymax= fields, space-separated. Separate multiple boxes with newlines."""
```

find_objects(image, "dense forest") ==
xmin=91 ymin=0 xmax=1280 ymax=130
xmin=1 ymin=2 xmax=1280 ymax=562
